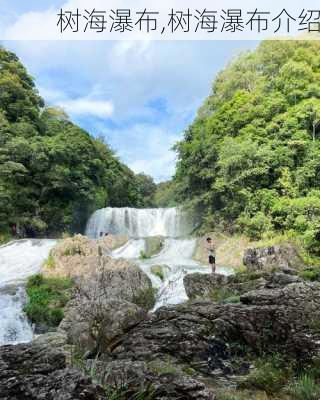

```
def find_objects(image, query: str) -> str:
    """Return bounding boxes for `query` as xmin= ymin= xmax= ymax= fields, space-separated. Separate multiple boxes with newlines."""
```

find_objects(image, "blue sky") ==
xmin=3 ymin=40 xmax=258 ymax=182
xmin=0 ymin=2 xmax=259 ymax=181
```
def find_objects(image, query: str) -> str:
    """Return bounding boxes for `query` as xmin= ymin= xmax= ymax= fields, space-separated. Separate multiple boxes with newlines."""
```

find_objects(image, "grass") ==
xmin=139 ymin=250 xmax=149 ymax=260
xmin=24 ymin=274 xmax=73 ymax=327
xmin=148 ymin=357 xmax=180 ymax=376
xmin=0 ymin=231 xmax=11 ymax=245
xmin=150 ymin=265 xmax=165 ymax=281
xmin=288 ymin=374 xmax=320 ymax=400
xmin=299 ymin=266 xmax=320 ymax=281
xmin=72 ymin=350 xmax=156 ymax=400
xmin=239 ymin=354 xmax=294 ymax=395
xmin=45 ymin=252 xmax=56 ymax=269
xmin=209 ymin=287 xmax=240 ymax=304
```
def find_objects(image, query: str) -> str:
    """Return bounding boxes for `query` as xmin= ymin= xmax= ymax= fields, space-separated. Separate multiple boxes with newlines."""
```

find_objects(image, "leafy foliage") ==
xmin=174 ymin=41 xmax=320 ymax=254
xmin=0 ymin=47 xmax=156 ymax=237
xmin=24 ymin=274 xmax=73 ymax=327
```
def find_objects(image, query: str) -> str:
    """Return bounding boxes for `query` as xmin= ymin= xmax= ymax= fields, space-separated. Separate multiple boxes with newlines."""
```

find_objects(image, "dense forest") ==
xmin=0 ymin=47 xmax=156 ymax=238
xmin=174 ymin=40 xmax=320 ymax=255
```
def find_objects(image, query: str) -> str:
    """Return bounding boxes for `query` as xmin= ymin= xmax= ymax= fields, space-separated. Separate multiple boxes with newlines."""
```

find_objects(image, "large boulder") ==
xmin=59 ymin=298 xmax=147 ymax=355
xmin=144 ymin=236 xmax=165 ymax=258
xmin=58 ymin=258 xmax=155 ymax=355
xmin=40 ymin=235 xmax=155 ymax=354
xmin=42 ymin=234 xmax=128 ymax=278
xmin=184 ymin=271 xmax=302 ymax=301
xmin=0 ymin=342 xmax=105 ymax=399
xmin=184 ymin=273 xmax=231 ymax=300
xmin=88 ymin=359 xmax=215 ymax=400
xmin=243 ymin=243 xmax=304 ymax=272
xmin=105 ymin=281 xmax=320 ymax=373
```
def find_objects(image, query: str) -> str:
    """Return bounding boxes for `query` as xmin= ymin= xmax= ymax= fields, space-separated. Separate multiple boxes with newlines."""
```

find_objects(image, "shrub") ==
xmin=24 ymin=274 xmax=73 ymax=327
xmin=239 ymin=354 xmax=293 ymax=394
xmin=299 ymin=267 xmax=320 ymax=281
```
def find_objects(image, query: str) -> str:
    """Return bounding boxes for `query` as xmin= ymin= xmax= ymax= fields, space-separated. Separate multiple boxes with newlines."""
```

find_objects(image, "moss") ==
xmin=132 ymin=287 xmax=156 ymax=310
xmin=223 ymin=295 xmax=241 ymax=304
xmin=148 ymin=359 xmax=179 ymax=375
xmin=140 ymin=250 xmax=149 ymax=260
xmin=45 ymin=252 xmax=56 ymax=269
xmin=150 ymin=265 xmax=165 ymax=281
xmin=24 ymin=274 xmax=73 ymax=328
xmin=209 ymin=287 xmax=238 ymax=303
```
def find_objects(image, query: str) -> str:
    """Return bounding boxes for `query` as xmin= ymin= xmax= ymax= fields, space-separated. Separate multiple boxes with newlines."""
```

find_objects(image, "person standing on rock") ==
xmin=206 ymin=237 xmax=216 ymax=273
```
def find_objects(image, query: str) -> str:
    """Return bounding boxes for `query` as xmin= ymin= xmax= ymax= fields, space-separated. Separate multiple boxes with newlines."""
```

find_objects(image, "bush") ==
xmin=24 ymin=274 xmax=73 ymax=327
xmin=299 ymin=266 xmax=320 ymax=281
xmin=239 ymin=355 xmax=293 ymax=394
xmin=288 ymin=374 xmax=320 ymax=400
xmin=237 ymin=212 xmax=273 ymax=240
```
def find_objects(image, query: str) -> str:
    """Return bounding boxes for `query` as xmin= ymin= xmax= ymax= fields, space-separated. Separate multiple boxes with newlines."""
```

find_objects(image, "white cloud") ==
xmin=98 ymin=123 xmax=180 ymax=182
xmin=59 ymin=98 xmax=114 ymax=118
xmin=4 ymin=39 xmax=258 ymax=181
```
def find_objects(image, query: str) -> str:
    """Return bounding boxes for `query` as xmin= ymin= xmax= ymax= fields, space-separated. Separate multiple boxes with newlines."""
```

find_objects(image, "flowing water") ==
xmin=0 ymin=239 xmax=56 ymax=345
xmin=0 ymin=207 xmax=231 ymax=345
xmin=86 ymin=207 xmax=232 ymax=309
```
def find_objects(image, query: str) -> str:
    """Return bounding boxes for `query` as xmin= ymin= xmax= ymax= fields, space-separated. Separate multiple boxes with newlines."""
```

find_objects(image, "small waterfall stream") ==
xmin=86 ymin=207 xmax=232 ymax=309
xmin=0 ymin=239 xmax=56 ymax=345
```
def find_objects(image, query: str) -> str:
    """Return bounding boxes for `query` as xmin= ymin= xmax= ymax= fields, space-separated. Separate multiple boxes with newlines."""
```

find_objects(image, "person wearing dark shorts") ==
xmin=206 ymin=237 xmax=216 ymax=273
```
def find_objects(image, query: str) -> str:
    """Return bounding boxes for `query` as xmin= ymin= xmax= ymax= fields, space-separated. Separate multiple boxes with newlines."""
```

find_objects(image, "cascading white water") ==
xmin=87 ymin=207 xmax=232 ymax=309
xmin=85 ymin=207 xmax=192 ymax=239
xmin=0 ymin=239 xmax=56 ymax=345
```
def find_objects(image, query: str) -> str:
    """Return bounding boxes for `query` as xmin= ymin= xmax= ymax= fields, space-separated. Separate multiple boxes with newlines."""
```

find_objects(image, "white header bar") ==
xmin=1 ymin=0 xmax=320 ymax=40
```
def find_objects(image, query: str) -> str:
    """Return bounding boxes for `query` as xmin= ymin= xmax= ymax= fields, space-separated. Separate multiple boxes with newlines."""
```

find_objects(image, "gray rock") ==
xmin=243 ymin=244 xmax=303 ymax=272
xmin=57 ymin=255 xmax=155 ymax=355
xmin=0 ymin=342 xmax=104 ymax=399
xmin=184 ymin=273 xmax=231 ymax=300
xmin=106 ymin=281 xmax=320 ymax=368
xmin=87 ymin=359 xmax=215 ymax=400
xmin=144 ymin=236 xmax=165 ymax=258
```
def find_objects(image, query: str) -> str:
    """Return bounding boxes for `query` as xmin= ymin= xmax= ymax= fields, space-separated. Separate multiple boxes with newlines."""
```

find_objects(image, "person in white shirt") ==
xmin=205 ymin=237 xmax=216 ymax=274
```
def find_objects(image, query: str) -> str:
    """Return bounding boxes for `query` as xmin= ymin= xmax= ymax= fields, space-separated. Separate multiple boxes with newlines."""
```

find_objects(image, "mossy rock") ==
xmin=144 ymin=236 xmax=165 ymax=258
xmin=150 ymin=265 xmax=170 ymax=281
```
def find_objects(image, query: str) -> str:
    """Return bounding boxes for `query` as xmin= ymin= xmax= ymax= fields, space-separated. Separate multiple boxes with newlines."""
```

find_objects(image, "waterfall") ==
xmin=86 ymin=207 xmax=232 ymax=309
xmin=85 ymin=207 xmax=192 ymax=239
xmin=0 ymin=239 xmax=56 ymax=345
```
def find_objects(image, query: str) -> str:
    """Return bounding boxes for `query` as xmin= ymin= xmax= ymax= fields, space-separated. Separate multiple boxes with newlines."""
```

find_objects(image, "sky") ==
xmin=0 ymin=1 xmax=259 ymax=182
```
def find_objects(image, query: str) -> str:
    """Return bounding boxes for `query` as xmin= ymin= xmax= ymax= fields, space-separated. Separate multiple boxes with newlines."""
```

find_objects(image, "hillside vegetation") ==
xmin=174 ymin=40 xmax=320 ymax=255
xmin=0 ymin=47 xmax=155 ymax=238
